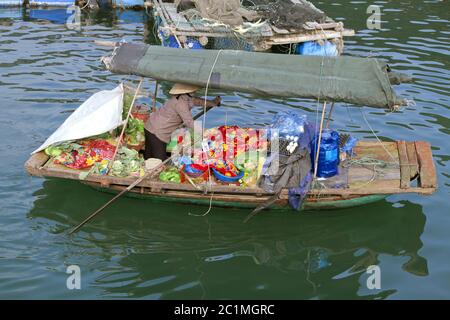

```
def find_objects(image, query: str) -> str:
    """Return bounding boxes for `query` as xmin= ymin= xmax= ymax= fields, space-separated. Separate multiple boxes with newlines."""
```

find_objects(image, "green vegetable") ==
xmin=159 ymin=167 xmax=181 ymax=183
xmin=122 ymin=93 xmax=134 ymax=119
xmin=125 ymin=117 xmax=145 ymax=145
xmin=109 ymin=147 xmax=144 ymax=177
xmin=119 ymin=146 xmax=138 ymax=159
xmin=45 ymin=146 xmax=62 ymax=157
xmin=128 ymin=160 xmax=140 ymax=173
xmin=91 ymin=132 xmax=112 ymax=140
xmin=111 ymin=160 xmax=125 ymax=177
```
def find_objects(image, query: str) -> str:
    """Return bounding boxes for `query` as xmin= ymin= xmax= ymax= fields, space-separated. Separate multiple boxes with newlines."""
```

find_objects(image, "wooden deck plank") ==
xmin=153 ymin=0 xmax=171 ymax=31
xmin=271 ymin=25 xmax=290 ymax=35
xmin=348 ymin=167 xmax=400 ymax=181
xmin=415 ymin=141 xmax=437 ymax=189
xmin=25 ymin=151 xmax=49 ymax=170
xmin=353 ymin=141 xmax=399 ymax=163
xmin=406 ymin=141 xmax=419 ymax=179
xmin=309 ymin=179 xmax=438 ymax=196
xmin=304 ymin=22 xmax=341 ymax=30
xmin=397 ymin=140 xmax=410 ymax=189
xmin=265 ymin=29 xmax=354 ymax=45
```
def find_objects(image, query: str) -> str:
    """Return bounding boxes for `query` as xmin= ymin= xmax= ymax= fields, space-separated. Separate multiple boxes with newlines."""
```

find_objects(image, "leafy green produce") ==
xmin=159 ymin=167 xmax=181 ymax=183
xmin=122 ymin=92 xmax=134 ymax=119
xmin=125 ymin=117 xmax=145 ymax=145
xmin=45 ymin=146 xmax=62 ymax=157
xmin=109 ymin=147 xmax=144 ymax=177
xmin=111 ymin=160 xmax=124 ymax=176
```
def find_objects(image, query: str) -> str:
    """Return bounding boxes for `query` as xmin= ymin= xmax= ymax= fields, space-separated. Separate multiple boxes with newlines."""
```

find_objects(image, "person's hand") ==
xmin=213 ymin=96 xmax=222 ymax=106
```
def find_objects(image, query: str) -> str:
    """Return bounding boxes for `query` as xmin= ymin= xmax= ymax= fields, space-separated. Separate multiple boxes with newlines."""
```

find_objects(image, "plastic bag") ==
xmin=269 ymin=111 xmax=307 ymax=139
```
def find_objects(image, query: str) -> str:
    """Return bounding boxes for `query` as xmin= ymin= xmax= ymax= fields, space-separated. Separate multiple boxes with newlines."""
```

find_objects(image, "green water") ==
xmin=0 ymin=1 xmax=449 ymax=299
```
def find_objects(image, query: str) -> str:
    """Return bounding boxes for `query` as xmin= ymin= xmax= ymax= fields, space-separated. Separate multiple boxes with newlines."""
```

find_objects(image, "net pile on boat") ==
xmin=175 ymin=0 xmax=261 ymax=26
xmin=251 ymin=0 xmax=327 ymax=30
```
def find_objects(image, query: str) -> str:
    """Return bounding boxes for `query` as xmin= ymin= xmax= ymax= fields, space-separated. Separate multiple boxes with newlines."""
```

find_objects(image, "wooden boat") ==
xmin=25 ymin=139 xmax=437 ymax=210
xmin=149 ymin=0 xmax=354 ymax=52
xmin=25 ymin=43 xmax=437 ymax=212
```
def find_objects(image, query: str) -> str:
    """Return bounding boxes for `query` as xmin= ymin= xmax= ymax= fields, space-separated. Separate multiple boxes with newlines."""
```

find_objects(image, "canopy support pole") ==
xmin=151 ymin=80 xmax=158 ymax=112
xmin=314 ymin=101 xmax=327 ymax=179
xmin=325 ymin=101 xmax=335 ymax=129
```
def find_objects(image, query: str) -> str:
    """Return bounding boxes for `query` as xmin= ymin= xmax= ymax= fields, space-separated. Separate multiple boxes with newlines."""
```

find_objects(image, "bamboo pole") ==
xmin=93 ymin=40 xmax=118 ymax=47
xmin=325 ymin=101 xmax=335 ymax=129
xmin=152 ymin=81 xmax=158 ymax=112
xmin=107 ymin=78 xmax=144 ymax=173
xmin=313 ymin=101 xmax=327 ymax=179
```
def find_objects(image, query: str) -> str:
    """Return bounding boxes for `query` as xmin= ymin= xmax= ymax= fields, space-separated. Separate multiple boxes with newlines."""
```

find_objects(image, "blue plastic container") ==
xmin=296 ymin=40 xmax=338 ymax=56
xmin=185 ymin=164 xmax=203 ymax=174
xmin=160 ymin=33 xmax=203 ymax=49
xmin=212 ymin=168 xmax=244 ymax=183
xmin=310 ymin=129 xmax=340 ymax=178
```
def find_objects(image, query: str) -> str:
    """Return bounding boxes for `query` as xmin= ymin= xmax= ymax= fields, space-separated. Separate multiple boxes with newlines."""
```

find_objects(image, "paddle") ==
xmin=68 ymin=104 xmax=215 ymax=235
xmin=68 ymin=156 xmax=171 ymax=235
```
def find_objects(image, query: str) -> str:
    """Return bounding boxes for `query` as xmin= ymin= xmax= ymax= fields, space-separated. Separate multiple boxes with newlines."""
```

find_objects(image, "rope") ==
xmin=79 ymin=2 xmax=89 ymax=10
xmin=189 ymin=49 xmax=223 ymax=217
xmin=202 ymin=49 xmax=223 ymax=136
xmin=359 ymin=108 xmax=397 ymax=163
xmin=188 ymin=192 xmax=215 ymax=217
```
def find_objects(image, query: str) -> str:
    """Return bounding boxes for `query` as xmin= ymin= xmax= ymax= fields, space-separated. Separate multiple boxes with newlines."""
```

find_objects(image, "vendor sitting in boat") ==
xmin=144 ymin=83 xmax=221 ymax=160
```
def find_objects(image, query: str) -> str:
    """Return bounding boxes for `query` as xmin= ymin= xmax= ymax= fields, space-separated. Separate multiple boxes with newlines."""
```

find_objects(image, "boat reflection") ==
xmin=1 ymin=7 xmax=150 ymax=28
xmin=28 ymin=178 xmax=428 ymax=299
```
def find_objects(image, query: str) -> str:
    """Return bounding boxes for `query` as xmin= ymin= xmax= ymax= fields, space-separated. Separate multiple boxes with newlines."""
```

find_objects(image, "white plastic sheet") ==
xmin=32 ymin=84 xmax=124 ymax=154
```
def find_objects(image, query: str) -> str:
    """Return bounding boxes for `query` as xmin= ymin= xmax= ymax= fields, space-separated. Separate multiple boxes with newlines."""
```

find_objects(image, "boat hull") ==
xmin=85 ymin=181 xmax=387 ymax=211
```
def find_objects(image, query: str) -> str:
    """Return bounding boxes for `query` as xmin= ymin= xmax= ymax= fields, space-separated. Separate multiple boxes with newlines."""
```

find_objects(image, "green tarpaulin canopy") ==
xmin=103 ymin=43 xmax=409 ymax=109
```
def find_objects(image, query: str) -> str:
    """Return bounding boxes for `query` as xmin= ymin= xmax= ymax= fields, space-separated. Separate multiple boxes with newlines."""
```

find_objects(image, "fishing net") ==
xmin=212 ymin=36 xmax=255 ymax=51
xmin=174 ymin=0 xmax=325 ymax=30
xmin=174 ymin=0 xmax=261 ymax=26
xmin=250 ymin=0 xmax=327 ymax=30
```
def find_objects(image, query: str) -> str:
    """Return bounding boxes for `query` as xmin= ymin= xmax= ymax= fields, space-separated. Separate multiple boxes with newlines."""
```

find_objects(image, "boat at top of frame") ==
xmin=148 ymin=0 xmax=355 ymax=53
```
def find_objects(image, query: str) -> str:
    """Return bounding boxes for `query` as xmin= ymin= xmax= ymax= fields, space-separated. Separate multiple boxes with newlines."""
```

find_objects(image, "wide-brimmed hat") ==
xmin=169 ymin=83 xmax=200 ymax=95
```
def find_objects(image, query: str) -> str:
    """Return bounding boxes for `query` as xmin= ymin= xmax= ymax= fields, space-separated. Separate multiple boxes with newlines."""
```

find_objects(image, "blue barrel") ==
xmin=310 ymin=129 xmax=340 ymax=178
xmin=296 ymin=40 xmax=338 ymax=56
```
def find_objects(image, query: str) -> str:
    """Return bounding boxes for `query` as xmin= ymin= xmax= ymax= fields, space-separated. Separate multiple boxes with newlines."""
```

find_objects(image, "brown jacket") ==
xmin=145 ymin=94 xmax=195 ymax=143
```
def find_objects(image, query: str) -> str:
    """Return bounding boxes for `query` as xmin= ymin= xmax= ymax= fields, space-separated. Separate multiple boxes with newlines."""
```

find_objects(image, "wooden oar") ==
xmin=68 ymin=103 xmax=215 ymax=235
xmin=68 ymin=156 xmax=171 ymax=235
